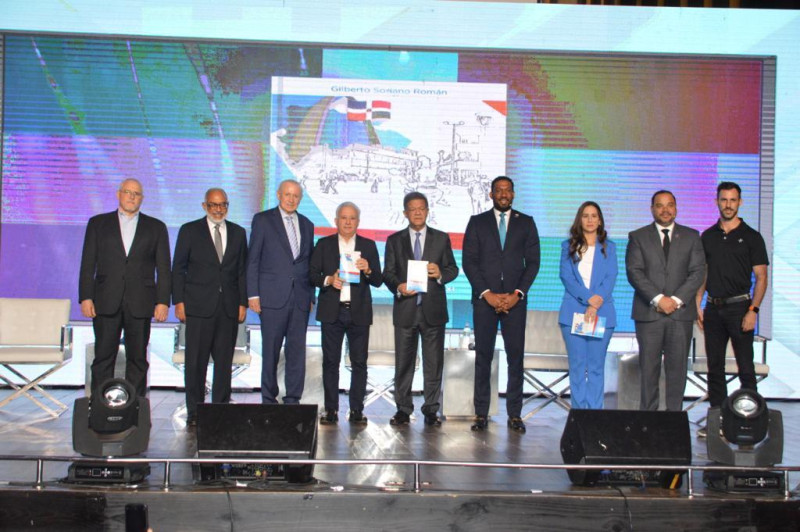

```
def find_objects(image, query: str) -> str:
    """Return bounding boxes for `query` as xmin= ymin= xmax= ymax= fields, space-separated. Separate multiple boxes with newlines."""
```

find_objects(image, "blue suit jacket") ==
xmin=246 ymin=207 xmax=314 ymax=310
xmin=462 ymin=209 xmax=540 ymax=301
xmin=558 ymin=239 xmax=618 ymax=328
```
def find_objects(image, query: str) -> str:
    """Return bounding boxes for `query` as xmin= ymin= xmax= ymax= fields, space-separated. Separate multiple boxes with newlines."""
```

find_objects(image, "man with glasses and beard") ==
xmin=172 ymin=188 xmax=248 ymax=427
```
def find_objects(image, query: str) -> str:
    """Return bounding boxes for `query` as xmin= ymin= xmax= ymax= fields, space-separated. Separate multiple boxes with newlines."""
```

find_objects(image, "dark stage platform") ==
xmin=1 ymin=388 xmax=799 ymax=531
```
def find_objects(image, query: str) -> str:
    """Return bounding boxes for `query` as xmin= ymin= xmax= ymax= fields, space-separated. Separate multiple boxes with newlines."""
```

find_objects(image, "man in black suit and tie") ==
xmin=626 ymin=190 xmax=705 ymax=411
xmin=79 ymin=178 xmax=171 ymax=397
xmin=383 ymin=192 xmax=459 ymax=427
xmin=463 ymin=176 xmax=540 ymax=433
xmin=172 ymin=188 xmax=248 ymax=427
xmin=309 ymin=202 xmax=383 ymax=425
xmin=247 ymin=180 xmax=315 ymax=404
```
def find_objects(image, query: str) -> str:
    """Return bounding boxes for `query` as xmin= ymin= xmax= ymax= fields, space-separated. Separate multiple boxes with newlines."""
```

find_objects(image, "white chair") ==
xmin=346 ymin=305 xmax=419 ymax=409
xmin=0 ymin=298 xmax=73 ymax=418
xmin=171 ymin=322 xmax=252 ymax=401
xmin=685 ymin=322 xmax=769 ymax=413
xmin=521 ymin=310 xmax=571 ymax=419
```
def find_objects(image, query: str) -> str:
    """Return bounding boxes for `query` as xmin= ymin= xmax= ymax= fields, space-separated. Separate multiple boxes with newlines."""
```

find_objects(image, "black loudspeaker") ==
xmin=197 ymin=404 xmax=318 ymax=483
xmin=560 ymin=409 xmax=691 ymax=487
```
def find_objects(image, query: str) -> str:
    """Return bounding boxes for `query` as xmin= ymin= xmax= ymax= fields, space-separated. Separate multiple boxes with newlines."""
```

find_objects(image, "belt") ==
xmin=708 ymin=294 xmax=750 ymax=306
xmin=339 ymin=301 xmax=351 ymax=309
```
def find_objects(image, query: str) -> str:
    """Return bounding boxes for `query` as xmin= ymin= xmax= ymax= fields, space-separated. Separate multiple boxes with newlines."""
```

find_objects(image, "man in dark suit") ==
xmin=247 ymin=179 xmax=314 ymax=404
xmin=463 ymin=176 xmax=540 ymax=433
xmin=309 ymin=202 xmax=383 ymax=425
xmin=626 ymin=190 xmax=705 ymax=411
xmin=79 ymin=178 xmax=171 ymax=397
xmin=383 ymin=192 xmax=459 ymax=427
xmin=172 ymin=188 xmax=248 ymax=427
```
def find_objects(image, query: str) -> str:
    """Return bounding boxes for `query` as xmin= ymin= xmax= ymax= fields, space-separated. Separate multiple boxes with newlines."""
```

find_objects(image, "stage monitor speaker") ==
xmin=197 ymin=403 xmax=318 ymax=483
xmin=560 ymin=409 xmax=691 ymax=487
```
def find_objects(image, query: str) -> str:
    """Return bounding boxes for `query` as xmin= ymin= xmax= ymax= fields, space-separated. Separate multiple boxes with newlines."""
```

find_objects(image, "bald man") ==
xmin=79 ymin=179 xmax=171 ymax=397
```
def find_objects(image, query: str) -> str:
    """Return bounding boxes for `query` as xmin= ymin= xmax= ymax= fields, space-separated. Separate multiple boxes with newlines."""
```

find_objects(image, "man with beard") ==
xmin=695 ymin=182 xmax=768 ymax=438
xmin=626 ymin=190 xmax=705 ymax=412
xmin=463 ymin=176 xmax=540 ymax=433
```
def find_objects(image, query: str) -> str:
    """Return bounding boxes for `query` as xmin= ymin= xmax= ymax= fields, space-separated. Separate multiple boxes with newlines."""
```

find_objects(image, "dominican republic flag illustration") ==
xmin=347 ymin=98 xmax=392 ymax=122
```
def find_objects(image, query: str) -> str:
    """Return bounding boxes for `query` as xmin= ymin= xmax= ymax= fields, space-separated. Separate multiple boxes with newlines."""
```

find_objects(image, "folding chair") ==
xmin=345 ymin=305 xmax=419 ymax=409
xmin=0 ymin=298 xmax=73 ymax=418
xmin=171 ymin=322 xmax=252 ymax=413
xmin=685 ymin=322 xmax=769 ymax=414
xmin=521 ymin=310 xmax=571 ymax=419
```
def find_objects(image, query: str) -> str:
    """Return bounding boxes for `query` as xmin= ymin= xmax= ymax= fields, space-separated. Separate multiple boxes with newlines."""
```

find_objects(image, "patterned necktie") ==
xmin=662 ymin=228 xmax=670 ymax=259
xmin=286 ymin=215 xmax=299 ymax=259
xmin=214 ymin=223 xmax=224 ymax=263
xmin=414 ymin=232 xmax=422 ymax=305
xmin=499 ymin=212 xmax=507 ymax=249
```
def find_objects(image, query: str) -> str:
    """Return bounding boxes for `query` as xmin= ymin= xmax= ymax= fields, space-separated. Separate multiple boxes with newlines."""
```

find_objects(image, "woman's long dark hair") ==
xmin=568 ymin=201 xmax=608 ymax=262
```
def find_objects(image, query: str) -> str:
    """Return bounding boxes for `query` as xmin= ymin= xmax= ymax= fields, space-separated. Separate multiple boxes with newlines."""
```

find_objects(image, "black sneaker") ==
xmin=320 ymin=409 xmax=338 ymax=425
xmin=349 ymin=410 xmax=368 ymax=425
xmin=389 ymin=411 xmax=410 ymax=426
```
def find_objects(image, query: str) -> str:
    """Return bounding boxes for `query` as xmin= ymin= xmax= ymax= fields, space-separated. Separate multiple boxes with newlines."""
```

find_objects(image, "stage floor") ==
xmin=1 ymin=387 xmax=799 ymax=494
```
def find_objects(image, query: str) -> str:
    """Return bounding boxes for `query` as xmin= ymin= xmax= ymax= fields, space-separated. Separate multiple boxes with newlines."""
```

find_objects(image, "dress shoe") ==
xmin=186 ymin=416 xmax=197 ymax=428
xmin=424 ymin=413 xmax=442 ymax=426
xmin=507 ymin=417 xmax=526 ymax=434
xmin=389 ymin=411 xmax=410 ymax=426
xmin=320 ymin=409 xmax=339 ymax=425
xmin=696 ymin=426 xmax=708 ymax=439
xmin=349 ymin=410 xmax=368 ymax=425
xmin=471 ymin=415 xmax=488 ymax=431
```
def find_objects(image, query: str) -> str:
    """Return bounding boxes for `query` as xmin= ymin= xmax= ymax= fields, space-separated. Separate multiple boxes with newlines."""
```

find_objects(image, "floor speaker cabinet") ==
xmin=196 ymin=403 xmax=318 ymax=484
xmin=560 ymin=409 xmax=692 ymax=488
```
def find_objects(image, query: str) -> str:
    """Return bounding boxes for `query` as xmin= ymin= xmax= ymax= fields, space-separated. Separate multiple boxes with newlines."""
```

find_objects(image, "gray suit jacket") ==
xmin=625 ymin=222 xmax=705 ymax=322
xmin=382 ymin=226 xmax=459 ymax=327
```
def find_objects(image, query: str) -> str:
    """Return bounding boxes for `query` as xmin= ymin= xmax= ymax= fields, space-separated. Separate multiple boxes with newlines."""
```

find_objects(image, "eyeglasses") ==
xmin=206 ymin=202 xmax=229 ymax=210
xmin=120 ymin=189 xmax=143 ymax=198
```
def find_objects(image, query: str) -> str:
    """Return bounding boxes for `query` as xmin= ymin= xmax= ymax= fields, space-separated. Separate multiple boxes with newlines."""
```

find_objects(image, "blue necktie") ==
xmin=285 ymin=215 xmax=299 ymax=259
xmin=414 ymin=232 xmax=422 ymax=305
xmin=499 ymin=212 xmax=507 ymax=249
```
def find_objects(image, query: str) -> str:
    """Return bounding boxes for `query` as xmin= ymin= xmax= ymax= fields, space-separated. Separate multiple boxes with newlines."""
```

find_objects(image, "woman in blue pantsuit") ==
xmin=558 ymin=201 xmax=618 ymax=409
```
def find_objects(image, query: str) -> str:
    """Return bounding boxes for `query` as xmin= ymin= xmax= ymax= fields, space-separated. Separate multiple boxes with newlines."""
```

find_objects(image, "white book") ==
xmin=339 ymin=251 xmax=361 ymax=284
xmin=406 ymin=260 xmax=429 ymax=293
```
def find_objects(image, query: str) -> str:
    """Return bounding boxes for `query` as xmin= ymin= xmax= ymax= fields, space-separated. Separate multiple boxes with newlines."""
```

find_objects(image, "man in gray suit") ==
xmin=383 ymin=192 xmax=459 ymax=426
xmin=626 ymin=190 xmax=705 ymax=411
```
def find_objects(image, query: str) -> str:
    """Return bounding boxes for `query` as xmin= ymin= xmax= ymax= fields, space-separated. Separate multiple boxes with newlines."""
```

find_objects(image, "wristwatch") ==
xmin=748 ymin=305 xmax=760 ymax=314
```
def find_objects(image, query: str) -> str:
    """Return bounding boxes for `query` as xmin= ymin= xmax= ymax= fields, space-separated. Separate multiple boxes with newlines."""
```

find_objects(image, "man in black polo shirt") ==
xmin=695 ymin=181 xmax=768 ymax=438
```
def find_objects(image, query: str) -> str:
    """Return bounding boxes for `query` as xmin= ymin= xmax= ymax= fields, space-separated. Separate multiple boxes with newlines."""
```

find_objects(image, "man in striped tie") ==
xmin=247 ymin=180 xmax=315 ymax=404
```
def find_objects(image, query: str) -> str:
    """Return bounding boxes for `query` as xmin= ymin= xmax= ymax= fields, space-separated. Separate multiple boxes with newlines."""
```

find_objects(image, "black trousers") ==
xmin=92 ymin=300 xmax=150 ymax=397
xmin=473 ymin=300 xmax=526 ymax=418
xmin=394 ymin=306 xmax=445 ymax=416
xmin=320 ymin=305 xmax=369 ymax=412
xmin=704 ymin=299 xmax=757 ymax=407
xmin=184 ymin=298 xmax=238 ymax=418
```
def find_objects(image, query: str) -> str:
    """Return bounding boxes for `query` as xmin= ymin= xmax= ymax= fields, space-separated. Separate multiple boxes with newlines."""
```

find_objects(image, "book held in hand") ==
xmin=406 ymin=260 xmax=429 ymax=293
xmin=339 ymin=251 xmax=361 ymax=284
xmin=571 ymin=312 xmax=606 ymax=338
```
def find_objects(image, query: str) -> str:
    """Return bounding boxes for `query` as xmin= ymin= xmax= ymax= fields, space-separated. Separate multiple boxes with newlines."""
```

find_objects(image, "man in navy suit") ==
xmin=626 ymin=190 xmax=705 ymax=411
xmin=247 ymin=180 xmax=315 ymax=404
xmin=172 ymin=188 xmax=248 ymax=426
xmin=383 ymin=192 xmax=459 ymax=427
xmin=309 ymin=202 xmax=383 ymax=425
xmin=463 ymin=176 xmax=540 ymax=433
xmin=79 ymin=178 xmax=171 ymax=397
